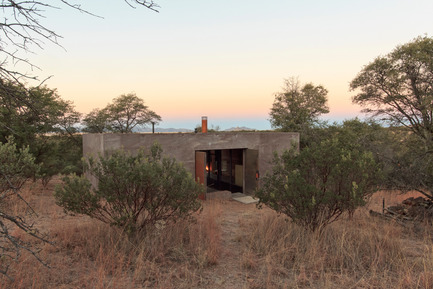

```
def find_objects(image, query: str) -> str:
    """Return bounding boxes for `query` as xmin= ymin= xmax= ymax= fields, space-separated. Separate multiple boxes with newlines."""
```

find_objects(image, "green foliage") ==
xmin=351 ymin=36 xmax=433 ymax=197
xmin=0 ymin=137 xmax=39 ymax=192
xmin=0 ymin=84 xmax=81 ymax=145
xmin=81 ymin=108 xmax=111 ymax=133
xmin=82 ymin=93 xmax=162 ymax=133
xmin=0 ymin=138 xmax=49 ymax=278
xmin=269 ymin=77 xmax=329 ymax=132
xmin=0 ymin=82 xmax=82 ymax=185
xmin=55 ymin=143 xmax=203 ymax=234
xmin=256 ymin=124 xmax=382 ymax=232
xmin=372 ymin=127 xmax=433 ymax=199
xmin=351 ymin=35 xmax=433 ymax=147
xmin=35 ymin=134 xmax=83 ymax=186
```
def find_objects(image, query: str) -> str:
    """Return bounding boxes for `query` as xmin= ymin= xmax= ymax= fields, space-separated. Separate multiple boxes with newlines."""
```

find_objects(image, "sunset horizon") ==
xmin=21 ymin=0 xmax=433 ymax=130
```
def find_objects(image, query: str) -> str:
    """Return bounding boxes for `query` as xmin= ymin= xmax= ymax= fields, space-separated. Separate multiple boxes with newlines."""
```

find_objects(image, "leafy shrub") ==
xmin=55 ymin=143 xmax=203 ymax=233
xmin=0 ymin=137 xmax=39 ymax=192
xmin=255 ymin=135 xmax=381 ymax=232
xmin=0 ymin=137 xmax=48 ymax=278
xmin=32 ymin=134 xmax=83 ymax=187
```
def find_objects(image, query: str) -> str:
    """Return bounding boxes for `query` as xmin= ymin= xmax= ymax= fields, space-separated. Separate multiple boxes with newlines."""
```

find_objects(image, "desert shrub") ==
xmin=54 ymin=143 xmax=203 ymax=234
xmin=33 ymin=134 xmax=83 ymax=187
xmin=255 ymin=134 xmax=381 ymax=232
xmin=0 ymin=138 xmax=39 ymax=192
xmin=0 ymin=137 xmax=49 ymax=278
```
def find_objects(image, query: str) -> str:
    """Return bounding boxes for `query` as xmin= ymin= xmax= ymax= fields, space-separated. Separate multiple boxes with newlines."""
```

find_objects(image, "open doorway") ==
xmin=207 ymin=149 xmax=243 ymax=193
xmin=196 ymin=149 xmax=243 ymax=193
xmin=195 ymin=148 xmax=259 ymax=195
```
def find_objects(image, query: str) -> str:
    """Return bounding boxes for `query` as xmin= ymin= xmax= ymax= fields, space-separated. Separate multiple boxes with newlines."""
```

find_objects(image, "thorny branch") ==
xmin=0 ymin=0 xmax=157 ymax=138
xmin=0 ymin=0 xmax=158 ymax=83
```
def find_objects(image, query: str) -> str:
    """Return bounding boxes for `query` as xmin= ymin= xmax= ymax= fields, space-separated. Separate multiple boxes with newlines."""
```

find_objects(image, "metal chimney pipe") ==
xmin=201 ymin=116 xmax=208 ymax=133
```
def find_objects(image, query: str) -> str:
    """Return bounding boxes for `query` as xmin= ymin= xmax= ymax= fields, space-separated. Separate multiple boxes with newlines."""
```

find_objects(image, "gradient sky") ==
xmin=27 ymin=0 xmax=433 ymax=130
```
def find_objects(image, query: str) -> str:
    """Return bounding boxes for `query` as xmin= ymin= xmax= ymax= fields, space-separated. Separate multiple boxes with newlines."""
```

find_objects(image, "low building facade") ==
xmin=83 ymin=131 xmax=299 ymax=195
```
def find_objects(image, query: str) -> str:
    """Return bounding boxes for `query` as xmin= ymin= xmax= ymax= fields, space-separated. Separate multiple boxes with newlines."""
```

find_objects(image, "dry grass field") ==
xmin=1 ymin=179 xmax=433 ymax=288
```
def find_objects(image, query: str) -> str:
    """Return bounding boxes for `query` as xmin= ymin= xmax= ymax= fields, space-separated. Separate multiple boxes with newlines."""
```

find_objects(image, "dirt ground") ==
xmin=9 ymin=179 xmax=267 ymax=288
xmin=3 ymin=180 xmax=431 ymax=288
xmin=200 ymin=200 xmax=260 ymax=288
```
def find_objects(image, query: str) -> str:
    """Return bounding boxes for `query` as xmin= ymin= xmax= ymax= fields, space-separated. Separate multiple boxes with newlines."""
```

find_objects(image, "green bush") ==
xmin=29 ymin=134 xmax=83 ymax=187
xmin=0 ymin=137 xmax=39 ymax=193
xmin=55 ymin=143 xmax=203 ymax=234
xmin=0 ymin=137 xmax=46 ymax=278
xmin=255 ymin=135 xmax=381 ymax=232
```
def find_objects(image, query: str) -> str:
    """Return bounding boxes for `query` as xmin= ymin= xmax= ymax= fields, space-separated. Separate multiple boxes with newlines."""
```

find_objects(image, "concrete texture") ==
xmin=83 ymin=132 xmax=299 ymax=194
xmin=231 ymin=193 xmax=259 ymax=204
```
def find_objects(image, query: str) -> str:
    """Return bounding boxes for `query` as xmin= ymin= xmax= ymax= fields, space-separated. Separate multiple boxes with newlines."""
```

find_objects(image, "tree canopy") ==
xmin=351 ymin=36 xmax=433 ymax=198
xmin=269 ymin=77 xmax=329 ymax=132
xmin=0 ymin=83 xmax=81 ymax=144
xmin=81 ymin=108 xmax=111 ymax=134
xmin=0 ymin=0 xmax=159 ymax=277
xmin=350 ymin=36 xmax=433 ymax=147
xmin=0 ymin=82 xmax=83 ymax=185
xmin=82 ymin=93 xmax=161 ymax=133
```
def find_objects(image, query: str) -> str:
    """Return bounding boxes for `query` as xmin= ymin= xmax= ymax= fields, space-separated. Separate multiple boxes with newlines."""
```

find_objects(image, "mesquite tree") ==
xmin=82 ymin=93 xmax=162 ymax=133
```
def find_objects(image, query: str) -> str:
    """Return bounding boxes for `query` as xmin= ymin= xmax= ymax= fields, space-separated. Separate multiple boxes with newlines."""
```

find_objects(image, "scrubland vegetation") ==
xmin=2 ymin=26 xmax=433 ymax=289
xmin=0 ymin=180 xmax=432 ymax=289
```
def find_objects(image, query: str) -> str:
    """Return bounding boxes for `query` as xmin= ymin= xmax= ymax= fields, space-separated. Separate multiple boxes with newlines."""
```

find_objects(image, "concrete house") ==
xmin=83 ymin=118 xmax=299 ymax=196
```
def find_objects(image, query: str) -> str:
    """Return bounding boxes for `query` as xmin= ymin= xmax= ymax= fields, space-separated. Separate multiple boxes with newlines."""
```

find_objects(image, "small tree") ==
xmin=0 ymin=83 xmax=83 ymax=185
xmin=0 ymin=138 xmax=50 ymax=278
xmin=350 ymin=35 xmax=433 ymax=147
xmin=54 ymin=143 xmax=203 ymax=234
xmin=350 ymin=35 xmax=433 ymax=197
xmin=269 ymin=77 xmax=329 ymax=132
xmin=82 ymin=93 xmax=162 ymax=133
xmin=81 ymin=108 xmax=111 ymax=133
xmin=256 ymin=128 xmax=381 ymax=232
xmin=106 ymin=93 xmax=161 ymax=133
xmin=37 ymin=134 xmax=83 ymax=187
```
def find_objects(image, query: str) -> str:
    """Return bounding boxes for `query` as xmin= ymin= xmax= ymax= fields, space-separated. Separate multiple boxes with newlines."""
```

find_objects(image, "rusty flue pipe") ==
xmin=201 ymin=116 xmax=208 ymax=133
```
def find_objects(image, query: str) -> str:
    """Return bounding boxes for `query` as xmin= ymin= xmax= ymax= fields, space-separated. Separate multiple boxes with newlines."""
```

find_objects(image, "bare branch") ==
xmin=124 ymin=0 xmax=159 ymax=12
xmin=0 ymin=0 xmax=158 ymax=85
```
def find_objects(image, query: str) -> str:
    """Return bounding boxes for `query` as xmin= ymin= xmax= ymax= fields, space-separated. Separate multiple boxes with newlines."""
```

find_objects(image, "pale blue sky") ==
xmin=28 ymin=0 xmax=433 ymax=130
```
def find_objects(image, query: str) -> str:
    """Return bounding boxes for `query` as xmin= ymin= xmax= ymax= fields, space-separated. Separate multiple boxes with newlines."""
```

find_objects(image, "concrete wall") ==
xmin=83 ymin=132 xmax=299 ymax=192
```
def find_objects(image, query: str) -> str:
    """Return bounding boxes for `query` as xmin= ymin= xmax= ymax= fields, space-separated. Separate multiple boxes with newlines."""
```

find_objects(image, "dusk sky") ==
xmin=29 ymin=0 xmax=433 ymax=130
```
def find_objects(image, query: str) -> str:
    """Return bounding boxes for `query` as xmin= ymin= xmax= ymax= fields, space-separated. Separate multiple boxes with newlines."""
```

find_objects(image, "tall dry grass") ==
xmin=1 ymin=181 xmax=433 ymax=289
xmin=240 ymin=208 xmax=433 ymax=289
xmin=0 ymin=181 xmax=223 ymax=289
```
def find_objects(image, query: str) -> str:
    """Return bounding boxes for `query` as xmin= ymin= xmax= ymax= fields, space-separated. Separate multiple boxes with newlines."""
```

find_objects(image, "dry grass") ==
xmin=239 ymin=207 xmax=433 ymax=289
xmin=0 ymin=180 xmax=223 ymax=289
xmin=1 ymin=180 xmax=433 ymax=288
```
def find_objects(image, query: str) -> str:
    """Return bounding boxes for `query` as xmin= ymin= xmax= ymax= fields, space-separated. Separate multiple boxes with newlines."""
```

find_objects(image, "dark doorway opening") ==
xmin=204 ymin=149 xmax=244 ymax=193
